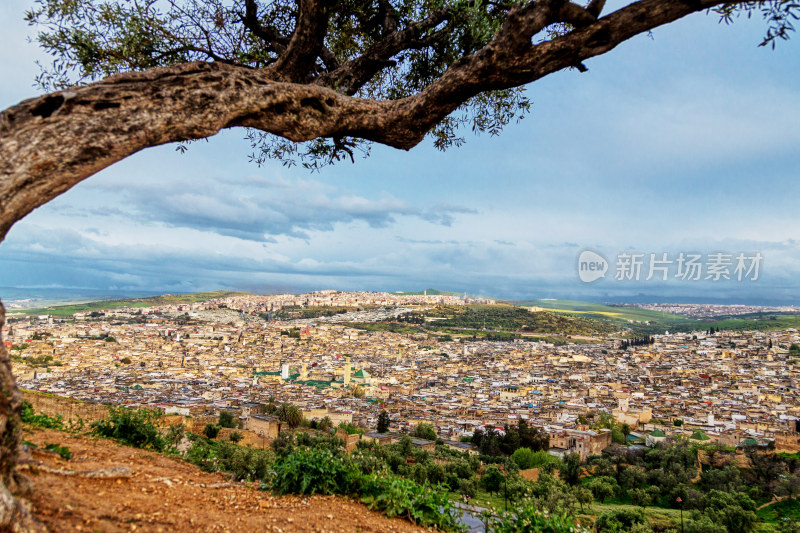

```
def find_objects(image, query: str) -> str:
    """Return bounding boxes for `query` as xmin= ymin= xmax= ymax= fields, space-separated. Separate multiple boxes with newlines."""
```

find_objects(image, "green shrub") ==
xmin=184 ymin=434 xmax=221 ymax=472
xmin=269 ymin=448 xmax=361 ymax=496
xmin=218 ymin=411 xmax=237 ymax=428
xmin=491 ymin=504 xmax=589 ymax=533
xmin=359 ymin=474 xmax=463 ymax=532
xmin=165 ymin=424 xmax=185 ymax=447
xmin=44 ymin=442 xmax=72 ymax=460
xmin=512 ymin=448 xmax=558 ymax=470
xmin=595 ymin=508 xmax=647 ymax=532
xmin=337 ymin=422 xmax=364 ymax=435
xmin=268 ymin=447 xmax=462 ymax=531
xmin=412 ymin=423 xmax=437 ymax=441
xmin=458 ymin=477 xmax=477 ymax=498
xmin=203 ymin=423 xmax=220 ymax=439
xmin=91 ymin=406 xmax=167 ymax=451
xmin=213 ymin=441 xmax=274 ymax=481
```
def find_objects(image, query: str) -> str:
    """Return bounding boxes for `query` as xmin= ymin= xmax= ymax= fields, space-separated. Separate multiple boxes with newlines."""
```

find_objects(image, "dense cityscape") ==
xmin=9 ymin=292 xmax=800 ymax=455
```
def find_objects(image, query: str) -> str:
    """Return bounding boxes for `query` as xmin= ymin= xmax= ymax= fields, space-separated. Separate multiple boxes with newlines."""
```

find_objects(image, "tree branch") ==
xmin=241 ymin=0 xmax=289 ymax=55
xmin=586 ymin=0 xmax=607 ymax=18
xmin=410 ymin=0 xmax=730 ymax=126
xmin=315 ymin=6 xmax=451 ymax=95
xmin=266 ymin=0 xmax=331 ymax=82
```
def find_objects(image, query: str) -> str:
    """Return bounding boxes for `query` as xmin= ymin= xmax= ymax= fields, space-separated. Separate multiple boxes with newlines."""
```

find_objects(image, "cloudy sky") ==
xmin=1 ymin=1 xmax=799 ymax=304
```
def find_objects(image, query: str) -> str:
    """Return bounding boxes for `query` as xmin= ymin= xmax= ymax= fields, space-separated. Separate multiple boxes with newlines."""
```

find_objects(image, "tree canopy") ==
xmin=1 ymin=0 xmax=798 ymax=238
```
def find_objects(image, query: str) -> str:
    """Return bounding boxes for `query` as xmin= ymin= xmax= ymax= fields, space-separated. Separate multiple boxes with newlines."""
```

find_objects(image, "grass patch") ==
xmin=758 ymin=498 xmax=800 ymax=524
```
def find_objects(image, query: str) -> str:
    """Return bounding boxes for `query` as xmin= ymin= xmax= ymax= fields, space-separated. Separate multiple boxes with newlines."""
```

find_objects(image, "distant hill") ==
xmin=399 ymin=303 xmax=618 ymax=337
xmin=15 ymin=290 xmax=249 ymax=316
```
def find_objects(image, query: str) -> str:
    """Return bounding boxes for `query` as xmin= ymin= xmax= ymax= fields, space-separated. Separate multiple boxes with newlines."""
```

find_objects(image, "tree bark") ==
xmin=0 ymin=302 xmax=43 ymax=532
xmin=0 ymin=303 xmax=20 ymax=486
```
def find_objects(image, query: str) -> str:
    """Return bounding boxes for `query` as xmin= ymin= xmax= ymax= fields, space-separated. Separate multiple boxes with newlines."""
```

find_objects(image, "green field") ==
xmin=517 ymin=300 xmax=800 ymax=335
xmin=519 ymin=300 xmax=697 ymax=326
xmin=16 ymin=290 xmax=248 ymax=316
xmin=757 ymin=498 xmax=800 ymax=532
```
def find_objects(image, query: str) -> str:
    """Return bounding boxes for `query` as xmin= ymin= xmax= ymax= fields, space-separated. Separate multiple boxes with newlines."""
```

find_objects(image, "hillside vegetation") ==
xmin=17 ymin=290 xmax=248 ymax=316
xmin=425 ymin=305 xmax=617 ymax=335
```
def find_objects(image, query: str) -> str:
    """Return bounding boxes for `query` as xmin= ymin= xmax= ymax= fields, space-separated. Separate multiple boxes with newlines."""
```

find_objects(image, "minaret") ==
xmin=301 ymin=362 xmax=308 ymax=380
xmin=344 ymin=357 xmax=352 ymax=386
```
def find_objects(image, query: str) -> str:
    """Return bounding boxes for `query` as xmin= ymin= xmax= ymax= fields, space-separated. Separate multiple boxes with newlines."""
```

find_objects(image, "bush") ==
xmin=359 ymin=474 xmax=463 ymax=532
xmin=512 ymin=448 xmax=558 ymax=470
xmin=337 ymin=422 xmax=364 ymax=435
xmin=91 ymin=406 xmax=167 ymax=451
xmin=412 ymin=423 xmax=437 ymax=441
xmin=228 ymin=431 xmax=243 ymax=443
xmin=595 ymin=508 xmax=647 ymax=532
xmin=270 ymin=448 xmax=361 ymax=496
xmin=586 ymin=476 xmax=618 ymax=503
xmin=184 ymin=434 xmax=221 ymax=472
xmin=165 ymin=424 xmax=185 ymax=447
xmin=482 ymin=464 xmax=505 ymax=495
xmin=458 ymin=477 xmax=478 ymax=498
xmin=215 ymin=441 xmax=273 ymax=481
xmin=269 ymin=447 xmax=462 ymax=531
xmin=630 ymin=487 xmax=651 ymax=508
xmin=218 ymin=411 xmax=237 ymax=428
xmin=203 ymin=423 xmax=220 ymax=439
xmin=491 ymin=504 xmax=589 ymax=533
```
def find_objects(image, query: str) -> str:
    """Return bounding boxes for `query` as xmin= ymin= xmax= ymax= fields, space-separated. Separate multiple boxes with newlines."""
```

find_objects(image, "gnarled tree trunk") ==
xmin=0 ymin=302 xmax=43 ymax=532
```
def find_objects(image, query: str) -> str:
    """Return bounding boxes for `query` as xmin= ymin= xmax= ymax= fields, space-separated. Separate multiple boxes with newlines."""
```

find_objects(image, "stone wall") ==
xmin=21 ymin=389 xmax=109 ymax=427
xmin=216 ymin=427 xmax=271 ymax=449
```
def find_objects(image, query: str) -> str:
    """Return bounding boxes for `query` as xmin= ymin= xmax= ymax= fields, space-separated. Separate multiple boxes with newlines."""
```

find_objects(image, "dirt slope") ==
xmin=19 ymin=427 xmax=432 ymax=533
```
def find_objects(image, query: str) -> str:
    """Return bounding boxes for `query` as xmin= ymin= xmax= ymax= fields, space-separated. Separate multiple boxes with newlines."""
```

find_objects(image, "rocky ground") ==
xmin=18 ymin=426 xmax=433 ymax=533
